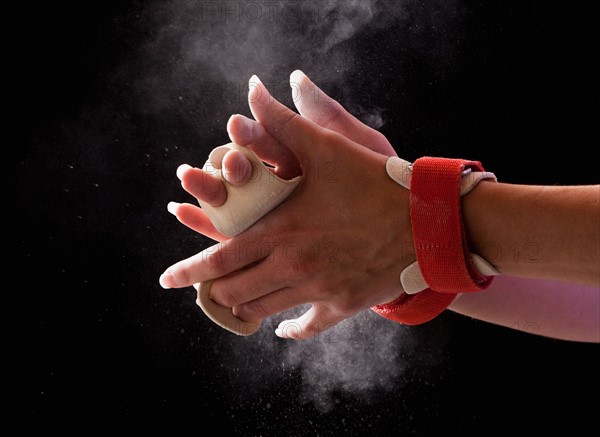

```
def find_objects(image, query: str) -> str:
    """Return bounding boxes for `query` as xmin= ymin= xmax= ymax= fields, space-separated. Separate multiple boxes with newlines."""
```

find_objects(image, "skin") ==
xmin=161 ymin=70 xmax=600 ymax=343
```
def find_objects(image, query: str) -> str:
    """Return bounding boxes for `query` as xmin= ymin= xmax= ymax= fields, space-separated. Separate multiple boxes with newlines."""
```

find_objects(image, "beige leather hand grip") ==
xmin=196 ymin=143 xmax=302 ymax=335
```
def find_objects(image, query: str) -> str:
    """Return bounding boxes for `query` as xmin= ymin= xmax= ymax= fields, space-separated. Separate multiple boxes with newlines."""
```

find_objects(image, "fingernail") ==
xmin=248 ymin=75 xmax=260 ymax=101
xmin=223 ymin=150 xmax=252 ymax=186
xmin=276 ymin=321 xmax=299 ymax=339
xmin=248 ymin=75 xmax=266 ymax=103
xmin=159 ymin=271 xmax=175 ymax=289
xmin=167 ymin=201 xmax=179 ymax=215
xmin=229 ymin=115 xmax=255 ymax=145
xmin=237 ymin=114 xmax=255 ymax=131
xmin=290 ymin=69 xmax=307 ymax=86
xmin=176 ymin=164 xmax=192 ymax=180
xmin=226 ymin=113 xmax=239 ymax=131
xmin=249 ymin=74 xmax=262 ymax=85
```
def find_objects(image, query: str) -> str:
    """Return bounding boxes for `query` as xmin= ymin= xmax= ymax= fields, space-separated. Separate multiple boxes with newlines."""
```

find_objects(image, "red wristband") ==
xmin=372 ymin=157 xmax=494 ymax=325
xmin=373 ymin=289 xmax=456 ymax=325
xmin=411 ymin=157 xmax=493 ymax=292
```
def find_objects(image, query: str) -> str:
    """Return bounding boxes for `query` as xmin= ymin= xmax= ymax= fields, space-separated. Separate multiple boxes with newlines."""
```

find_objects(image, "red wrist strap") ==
xmin=411 ymin=157 xmax=492 ymax=292
xmin=373 ymin=157 xmax=494 ymax=325
xmin=373 ymin=290 xmax=456 ymax=325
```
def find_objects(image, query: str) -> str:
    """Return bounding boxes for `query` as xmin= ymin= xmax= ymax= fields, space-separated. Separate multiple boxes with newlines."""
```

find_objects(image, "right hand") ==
xmin=168 ymin=70 xmax=397 ymax=239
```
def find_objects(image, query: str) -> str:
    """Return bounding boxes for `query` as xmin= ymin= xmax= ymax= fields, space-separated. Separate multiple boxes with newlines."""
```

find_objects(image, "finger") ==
xmin=274 ymin=304 xmax=345 ymax=340
xmin=231 ymin=286 xmax=313 ymax=324
xmin=209 ymin=251 xmax=308 ymax=310
xmin=227 ymin=114 xmax=301 ymax=179
xmin=248 ymin=75 xmax=323 ymax=162
xmin=211 ymin=243 xmax=310 ymax=310
xmin=177 ymin=164 xmax=226 ymax=207
xmin=222 ymin=149 xmax=252 ymax=186
xmin=208 ymin=256 xmax=292 ymax=309
xmin=166 ymin=201 xmax=228 ymax=242
xmin=159 ymin=236 xmax=271 ymax=289
xmin=290 ymin=69 xmax=396 ymax=157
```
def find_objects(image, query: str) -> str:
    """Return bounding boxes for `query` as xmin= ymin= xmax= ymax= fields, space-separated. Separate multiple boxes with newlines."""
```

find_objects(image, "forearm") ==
xmin=462 ymin=182 xmax=600 ymax=286
xmin=448 ymin=275 xmax=600 ymax=343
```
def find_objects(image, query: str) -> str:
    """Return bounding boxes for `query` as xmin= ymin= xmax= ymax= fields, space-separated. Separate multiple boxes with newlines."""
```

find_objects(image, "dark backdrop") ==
xmin=17 ymin=0 xmax=597 ymax=434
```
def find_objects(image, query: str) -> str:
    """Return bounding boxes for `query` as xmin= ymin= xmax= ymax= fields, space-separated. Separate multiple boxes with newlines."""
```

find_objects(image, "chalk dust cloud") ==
xmin=130 ymin=0 xmax=460 ymax=410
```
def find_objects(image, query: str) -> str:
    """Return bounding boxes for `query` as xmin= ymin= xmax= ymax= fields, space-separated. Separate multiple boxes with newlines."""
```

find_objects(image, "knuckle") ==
xmin=269 ymin=215 xmax=297 ymax=235
xmin=300 ymin=320 xmax=322 ymax=338
xmin=333 ymin=300 xmax=362 ymax=317
xmin=239 ymin=299 xmax=270 ymax=321
xmin=276 ymin=106 xmax=298 ymax=125
xmin=372 ymin=130 xmax=389 ymax=145
xmin=319 ymin=100 xmax=343 ymax=128
xmin=289 ymin=259 xmax=313 ymax=276
xmin=217 ymin=288 xmax=240 ymax=308
xmin=204 ymin=250 xmax=225 ymax=276
xmin=171 ymin=268 xmax=192 ymax=287
xmin=320 ymin=128 xmax=341 ymax=144
xmin=282 ymin=251 xmax=318 ymax=279
xmin=365 ymin=128 xmax=391 ymax=146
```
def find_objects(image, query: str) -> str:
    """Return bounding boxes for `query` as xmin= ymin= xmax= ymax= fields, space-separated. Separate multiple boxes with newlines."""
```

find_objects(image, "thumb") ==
xmin=248 ymin=75 xmax=322 ymax=163
xmin=274 ymin=304 xmax=344 ymax=340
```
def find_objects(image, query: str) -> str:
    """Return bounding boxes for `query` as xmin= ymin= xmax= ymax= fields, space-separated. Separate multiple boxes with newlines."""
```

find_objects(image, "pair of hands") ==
xmin=160 ymin=70 xmax=414 ymax=339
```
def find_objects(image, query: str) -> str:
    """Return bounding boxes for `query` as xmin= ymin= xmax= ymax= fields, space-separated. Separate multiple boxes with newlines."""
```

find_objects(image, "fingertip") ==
xmin=176 ymin=164 xmax=192 ymax=180
xmin=223 ymin=149 xmax=252 ymax=186
xmin=290 ymin=69 xmax=307 ymax=86
xmin=167 ymin=201 xmax=180 ymax=215
xmin=226 ymin=114 xmax=238 ymax=132
xmin=227 ymin=114 xmax=255 ymax=146
xmin=276 ymin=320 xmax=302 ymax=340
xmin=249 ymin=75 xmax=267 ymax=103
xmin=249 ymin=74 xmax=261 ymax=92
xmin=159 ymin=271 xmax=175 ymax=289
xmin=226 ymin=114 xmax=239 ymax=143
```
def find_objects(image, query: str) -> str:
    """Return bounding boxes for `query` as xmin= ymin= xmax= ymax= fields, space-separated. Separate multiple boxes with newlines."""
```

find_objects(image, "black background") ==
xmin=17 ymin=0 xmax=598 ymax=434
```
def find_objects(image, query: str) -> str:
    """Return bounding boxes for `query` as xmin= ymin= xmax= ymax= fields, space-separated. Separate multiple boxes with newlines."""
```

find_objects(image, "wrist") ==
xmin=373 ymin=155 xmax=499 ymax=325
xmin=372 ymin=158 xmax=417 ymax=305
xmin=461 ymin=178 xmax=497 ymax=270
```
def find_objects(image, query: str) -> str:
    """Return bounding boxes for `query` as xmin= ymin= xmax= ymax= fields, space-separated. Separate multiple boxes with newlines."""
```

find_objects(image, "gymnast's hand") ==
xmin=160 ymin=72 xmax=413 ymax=339
xmin=169 ymin=70 xmax=397 ymax=241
